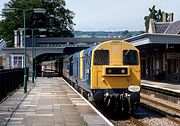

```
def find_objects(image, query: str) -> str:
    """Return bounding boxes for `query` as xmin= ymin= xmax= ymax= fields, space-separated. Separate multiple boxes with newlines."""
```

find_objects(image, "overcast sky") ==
xmin=1 ymin=0 xmax=180 ymax=31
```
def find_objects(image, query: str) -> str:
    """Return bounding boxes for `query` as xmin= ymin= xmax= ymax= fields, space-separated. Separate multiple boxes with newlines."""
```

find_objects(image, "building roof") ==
xmin=125 ymin=33 xmax=180 ymax=46
xmin=155 ymin=22 xmax=170 ymax=33
xmin=165 ymin=20 xmax=180 ymax=34
xmin=25 ymin=37 xmax=122 ymax=47
xmin=151 ymin=20 xmax=180 ymax=34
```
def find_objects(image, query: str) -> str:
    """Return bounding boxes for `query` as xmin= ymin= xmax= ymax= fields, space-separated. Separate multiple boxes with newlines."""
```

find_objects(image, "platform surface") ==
xmin=141 ymin=79 xmax=180 ymax=93
xmin=0 ymin=77 xmax=112 ymax=126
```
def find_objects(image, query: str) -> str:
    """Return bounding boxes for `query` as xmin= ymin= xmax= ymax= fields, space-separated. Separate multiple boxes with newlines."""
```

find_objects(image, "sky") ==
xmin=1 ymin=0 xmax=180 ymax=31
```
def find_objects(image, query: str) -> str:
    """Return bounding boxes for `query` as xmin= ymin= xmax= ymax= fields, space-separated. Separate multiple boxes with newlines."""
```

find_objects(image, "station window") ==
xmin=11 ymin=55 xmax=24 ymax=68
xmin=94 ymin=50 xmax=109 ymax=65
xmin=123 ymin=50 xmax=138 ymax=65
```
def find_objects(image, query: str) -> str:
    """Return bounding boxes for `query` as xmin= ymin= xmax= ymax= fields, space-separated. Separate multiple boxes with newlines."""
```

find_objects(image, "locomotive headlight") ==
xmin=107 ymin=69 xmax=112 ymax=74
xmin=104 ymin=92 xmax=109 ymax=97
xmin=121 ymin=69 xmax=125 ymax=74
xmin=128 ymin=85 xmax=140 ymax=92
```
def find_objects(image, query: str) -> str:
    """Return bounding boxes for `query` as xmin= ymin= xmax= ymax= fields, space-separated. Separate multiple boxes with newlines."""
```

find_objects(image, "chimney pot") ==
xmin=162 ymin=12 xmax=167 ymax=22
xmin=168 ymin=13 xmax=174 ymax=22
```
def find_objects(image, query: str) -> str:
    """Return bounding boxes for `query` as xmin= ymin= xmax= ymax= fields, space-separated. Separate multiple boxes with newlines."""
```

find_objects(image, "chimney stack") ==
xmin=20 ymin=30 xmax=23 ymax=47
xmin=148 ymin=19 xmax=156 ymax=33
xmin=168 ymin=13 xmax=174 ymax=22
xmin=14 ymin=30 xmax=18 ymax=47
xmin=162 ymin=12 xmax=167 ymax=22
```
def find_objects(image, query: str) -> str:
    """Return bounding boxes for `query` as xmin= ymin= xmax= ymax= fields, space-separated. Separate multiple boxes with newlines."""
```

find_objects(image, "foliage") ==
xmin=139 ymin=30 xmax=145 ymax=34
xmin=121 ymin=30 xmax=131 ymax=38
xmin=0 ymin=0 xmax=75 ymax=47
xmin=144 ymin=5 xmax=162 ymax=32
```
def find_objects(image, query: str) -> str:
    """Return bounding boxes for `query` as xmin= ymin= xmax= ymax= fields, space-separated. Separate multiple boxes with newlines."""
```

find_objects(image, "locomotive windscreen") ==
xmin=123 ymin=50 xmax=138 ymax=65
xmin=94 ymin=50 xmax=109 ymax=65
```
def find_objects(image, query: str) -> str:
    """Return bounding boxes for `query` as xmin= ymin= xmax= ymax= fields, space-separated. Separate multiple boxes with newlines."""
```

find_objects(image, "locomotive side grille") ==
xmin=94 ymin=50 xmax=109 ymax=65
xmin=106 ymin=68 xmax=128 ymax=74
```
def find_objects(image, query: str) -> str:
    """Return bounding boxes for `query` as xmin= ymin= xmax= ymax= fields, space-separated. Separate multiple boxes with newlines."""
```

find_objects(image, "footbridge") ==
xmin=2 ymin=37 xmax=121 ymax=74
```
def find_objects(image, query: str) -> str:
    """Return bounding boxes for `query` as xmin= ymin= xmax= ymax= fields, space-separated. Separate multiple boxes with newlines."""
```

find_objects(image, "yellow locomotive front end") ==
xmin=91 ymin=40 xmax=141 ymax=112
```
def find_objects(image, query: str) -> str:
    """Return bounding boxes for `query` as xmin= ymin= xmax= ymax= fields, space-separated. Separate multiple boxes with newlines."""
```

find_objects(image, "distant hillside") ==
xmin=73 ymin=30 xmax=141 ymax=39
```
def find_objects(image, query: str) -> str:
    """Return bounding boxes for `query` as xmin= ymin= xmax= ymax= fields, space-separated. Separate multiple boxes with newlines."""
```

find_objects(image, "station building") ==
xmin=126 ymin=13 xmax=180 ymax=82
xmin=1 ymin=31 xmax=116 ymax=76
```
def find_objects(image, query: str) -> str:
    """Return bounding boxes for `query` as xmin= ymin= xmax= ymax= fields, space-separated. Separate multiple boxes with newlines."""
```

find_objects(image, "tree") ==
xmin=144 ymin=5 xmax=162 ymax=32
xmin=122 ymin=30 xmax=132 ymax=38
xmin=0 ymin=0 xmax=75 ymax=47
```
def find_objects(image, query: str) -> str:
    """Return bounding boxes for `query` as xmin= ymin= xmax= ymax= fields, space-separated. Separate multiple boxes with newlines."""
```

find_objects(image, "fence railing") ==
xmin=0 ymin=68 xmax=29 ymax=102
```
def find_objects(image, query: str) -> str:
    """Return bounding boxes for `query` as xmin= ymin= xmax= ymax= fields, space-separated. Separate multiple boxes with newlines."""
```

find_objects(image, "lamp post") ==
xmin=32 ymin=29 xmax=34 ymax=83
xmin=3 ymin=8 xmax=46 ymax=93
xmin=18 ymin=27 xmax=46 ymax=83
xmin=23 ymin=10 xmax=27 ymax=92
xmin=31 ymin=28 xmax=47 ymax=82
xmin=34 ymin=36 xmax=37 ymax=79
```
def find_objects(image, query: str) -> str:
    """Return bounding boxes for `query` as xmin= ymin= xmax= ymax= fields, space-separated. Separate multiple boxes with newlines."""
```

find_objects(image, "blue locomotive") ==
xmin=63 ymin=40 xmax=141 ymax=113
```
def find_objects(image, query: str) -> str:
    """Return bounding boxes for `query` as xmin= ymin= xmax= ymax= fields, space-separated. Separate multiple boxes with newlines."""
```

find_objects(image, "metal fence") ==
xmin=0 ymin=68 xmax=29 ymax=102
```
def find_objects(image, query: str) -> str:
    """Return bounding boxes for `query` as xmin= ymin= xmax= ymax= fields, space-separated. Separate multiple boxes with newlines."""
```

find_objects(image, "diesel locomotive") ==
xmin=63 ymin=40 xmax=141 ymax=113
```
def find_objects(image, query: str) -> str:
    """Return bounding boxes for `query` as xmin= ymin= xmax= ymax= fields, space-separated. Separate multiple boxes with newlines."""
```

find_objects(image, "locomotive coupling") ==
xmin=103 ymin=92 xmax=132 ymax=113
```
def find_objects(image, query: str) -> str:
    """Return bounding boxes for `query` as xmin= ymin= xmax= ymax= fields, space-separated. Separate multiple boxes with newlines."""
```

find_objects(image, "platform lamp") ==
xmin=2 ymin=8 xmax=46 ymax=93
xmin=32 ymin=28 xmax=47 ymax=82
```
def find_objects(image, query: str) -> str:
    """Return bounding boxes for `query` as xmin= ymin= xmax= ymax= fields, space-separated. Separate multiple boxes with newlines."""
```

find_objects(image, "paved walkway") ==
xmin=0 ymin=77 xmax=111 ymax=126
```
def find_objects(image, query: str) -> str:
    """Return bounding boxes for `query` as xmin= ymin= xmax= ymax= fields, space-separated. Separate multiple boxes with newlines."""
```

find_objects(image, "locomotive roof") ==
xmin=72 ymin=45 xmax=97 ymax=58
xmin=83 ymin=45 xmax=97 ymax=55
xmin=72 ymin=40 xmax=128 ymax=57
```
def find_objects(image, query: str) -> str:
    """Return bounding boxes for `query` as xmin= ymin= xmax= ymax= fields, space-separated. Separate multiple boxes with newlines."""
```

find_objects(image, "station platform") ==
xmin=0 ymin=77 xmax=112 ymax=126
xmin=141 ymin=79 xmax=180 ymax=93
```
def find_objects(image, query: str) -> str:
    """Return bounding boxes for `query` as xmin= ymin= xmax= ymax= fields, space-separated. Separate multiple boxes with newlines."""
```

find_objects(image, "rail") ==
xmin=140 ymin=100 xmax=180 ymax=125
xmin=0 ymin=68 xmax=29 ymax=102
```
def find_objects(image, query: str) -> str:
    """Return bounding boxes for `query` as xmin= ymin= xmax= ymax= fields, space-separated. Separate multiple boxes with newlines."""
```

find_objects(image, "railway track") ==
xmin=63 ymin=77 xmax=180 ymax=126
xmin=141 ymin=94 xmax=180 ymax=115
xmin=109 ymin=94 xmax=180 ymax=126
xmin=140 ymin=94 xmax=180 ymax=125
xmin=130 ymin=117 xmax=146 ymax=126
xmin=110 ymin=116 xmax=146 ymax=126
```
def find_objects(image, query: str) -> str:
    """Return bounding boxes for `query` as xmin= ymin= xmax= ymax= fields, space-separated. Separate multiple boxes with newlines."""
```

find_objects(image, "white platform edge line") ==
xmin=61 ymin=78 xmax=114 ymax=126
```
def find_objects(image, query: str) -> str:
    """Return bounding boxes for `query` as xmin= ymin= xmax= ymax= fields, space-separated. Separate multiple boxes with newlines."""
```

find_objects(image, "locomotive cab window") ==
xmin=123 ymin=50 xmax=138 ymax=65
xmin=94 ymin=50 xmax=109 ymax=65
